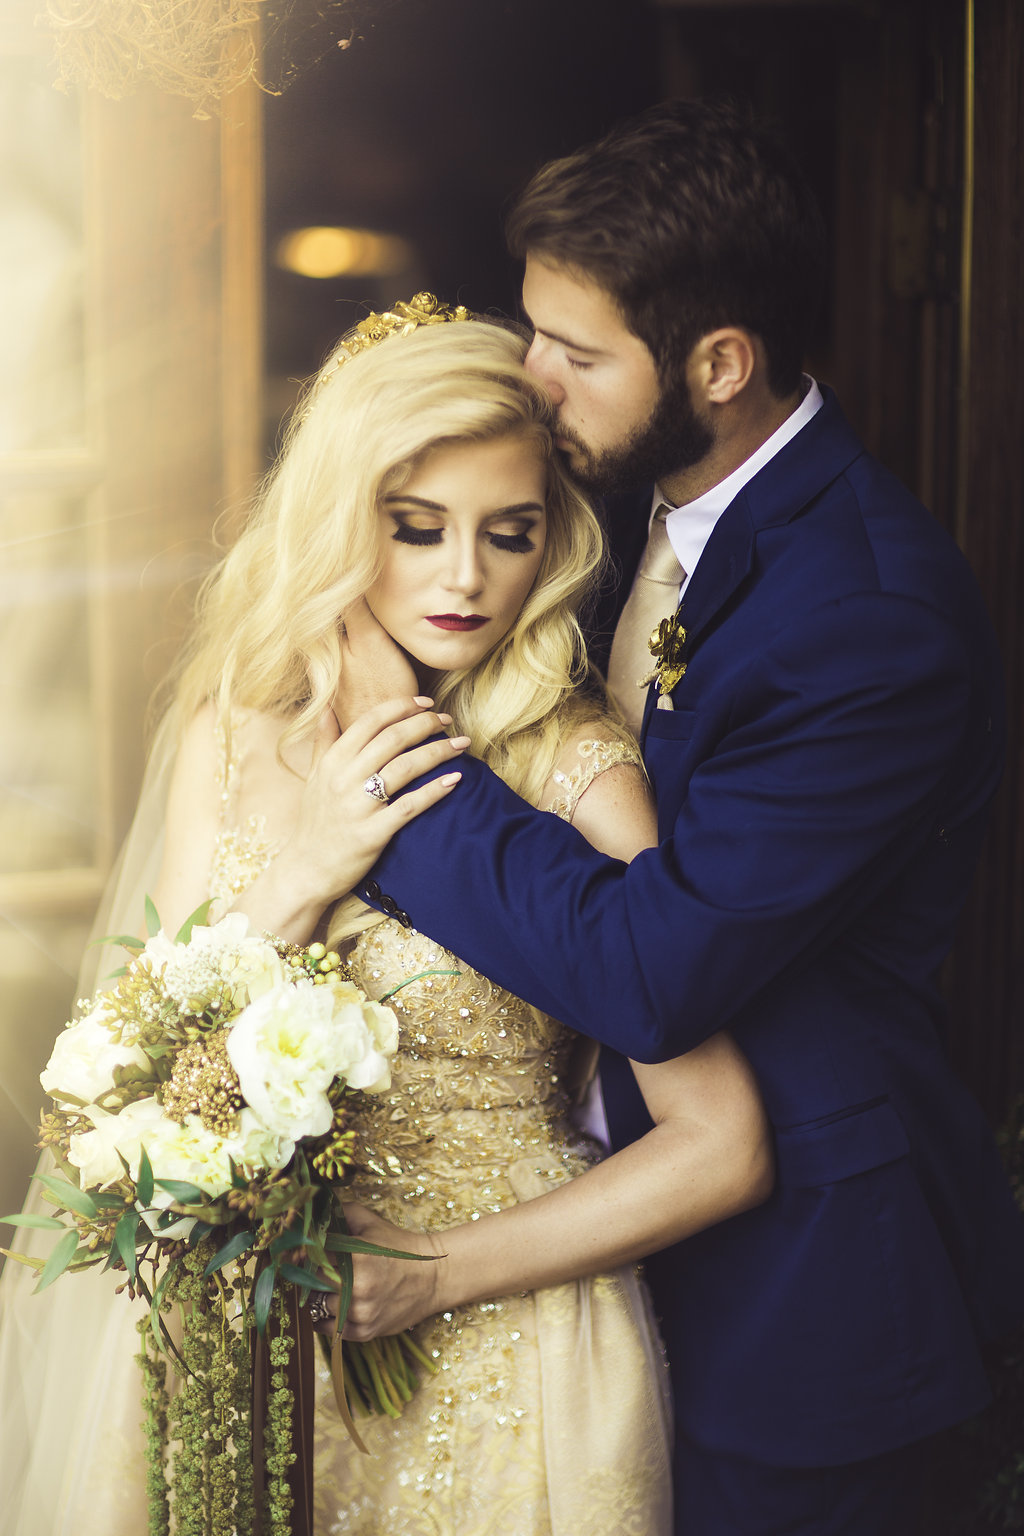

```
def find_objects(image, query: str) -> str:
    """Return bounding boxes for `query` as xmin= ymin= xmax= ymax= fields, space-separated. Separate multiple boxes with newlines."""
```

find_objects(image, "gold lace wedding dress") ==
xmin=0 ymin=730 xmax=673 ymax=1534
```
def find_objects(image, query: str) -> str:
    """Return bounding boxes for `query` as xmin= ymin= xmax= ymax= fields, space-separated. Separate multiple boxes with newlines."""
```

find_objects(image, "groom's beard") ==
xmin=556 ymin=376 xmax=715 ymax=497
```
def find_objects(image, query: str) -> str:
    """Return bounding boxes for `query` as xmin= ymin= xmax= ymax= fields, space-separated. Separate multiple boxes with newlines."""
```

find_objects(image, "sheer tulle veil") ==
xmin=0 ymin=715 xmax=179 ymax=1535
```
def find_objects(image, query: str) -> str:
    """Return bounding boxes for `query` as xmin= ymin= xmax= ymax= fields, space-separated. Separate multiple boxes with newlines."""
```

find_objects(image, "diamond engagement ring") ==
xmin=363 ymin=772 xmax=389 ymax=804
xmin=307 ymin=1292 xmax=333 ymax=1326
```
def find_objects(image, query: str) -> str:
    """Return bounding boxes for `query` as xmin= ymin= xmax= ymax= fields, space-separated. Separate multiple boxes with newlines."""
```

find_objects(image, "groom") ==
xmin=352 ymin=100 xmax=1024 ymax=1533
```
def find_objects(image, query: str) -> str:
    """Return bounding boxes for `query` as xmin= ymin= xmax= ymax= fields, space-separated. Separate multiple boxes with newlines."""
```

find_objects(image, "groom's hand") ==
xmin=335 ymin=599 xmax=418 ymax=730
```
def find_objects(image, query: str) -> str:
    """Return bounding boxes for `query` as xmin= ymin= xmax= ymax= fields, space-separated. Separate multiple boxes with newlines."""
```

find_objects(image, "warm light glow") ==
xmin=274 ymin=226 xmax=414 ymax=279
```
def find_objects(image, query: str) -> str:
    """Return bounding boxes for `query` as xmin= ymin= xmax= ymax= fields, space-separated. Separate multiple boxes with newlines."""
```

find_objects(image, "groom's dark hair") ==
xmin=506 ymin=97 xmax=825 ymax=399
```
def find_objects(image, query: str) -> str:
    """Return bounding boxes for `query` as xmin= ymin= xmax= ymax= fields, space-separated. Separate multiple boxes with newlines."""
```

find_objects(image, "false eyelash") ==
xmin=489 ymin=531 xmax=535 ymax=553
xmin=391 ymin=524 xmax=442 ymax=546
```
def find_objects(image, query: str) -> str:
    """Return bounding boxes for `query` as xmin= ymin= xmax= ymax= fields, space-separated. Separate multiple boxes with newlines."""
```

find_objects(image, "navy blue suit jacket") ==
xmin=363 ymin=389 xmax=1024 ymax=1466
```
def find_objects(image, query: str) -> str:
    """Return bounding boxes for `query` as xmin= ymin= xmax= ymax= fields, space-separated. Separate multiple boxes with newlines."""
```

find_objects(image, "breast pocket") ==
xmin=641 ymin=706 xmax=698 ymax=812
xmin=774 ymin=1099 xmax=911 ymax=1188
xmin=642 ymin=704 xmax=697 ymax=744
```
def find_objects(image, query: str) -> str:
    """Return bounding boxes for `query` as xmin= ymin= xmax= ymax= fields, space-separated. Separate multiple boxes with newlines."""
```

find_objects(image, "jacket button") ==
xmin=380 ymin=895 xmax=398 ymax=915
xmin=395 ymin=909 xmax=413 ymax=929
xmin=364 ymin=880 xmax=382 ymax=901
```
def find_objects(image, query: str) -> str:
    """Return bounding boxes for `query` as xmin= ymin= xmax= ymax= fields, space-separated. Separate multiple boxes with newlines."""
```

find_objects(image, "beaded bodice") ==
xmin=342 ymin=920 xmax=599 ymax=1229
xmin=207 ymin=724 xmax=640 ymax=1230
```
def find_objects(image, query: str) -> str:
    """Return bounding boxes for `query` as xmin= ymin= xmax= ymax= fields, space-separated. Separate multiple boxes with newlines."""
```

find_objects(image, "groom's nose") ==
xmin=524 ymin=335 xmax=567 ymax=406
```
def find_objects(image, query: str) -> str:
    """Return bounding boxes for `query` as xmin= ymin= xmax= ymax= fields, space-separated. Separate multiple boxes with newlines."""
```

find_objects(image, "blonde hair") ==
xmin=169 ymin=318 xmax=624 ymax=941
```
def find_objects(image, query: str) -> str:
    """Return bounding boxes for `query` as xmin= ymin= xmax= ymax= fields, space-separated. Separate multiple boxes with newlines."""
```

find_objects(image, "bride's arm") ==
xmin=339 ymin=751 xmax=774 ymax=1340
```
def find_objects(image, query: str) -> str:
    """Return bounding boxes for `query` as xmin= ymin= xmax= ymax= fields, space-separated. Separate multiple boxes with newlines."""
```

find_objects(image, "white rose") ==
xmin=226 ymin=981 xmax=339 ymax=1141
xmin=41 ymin=1009 xmax=151 ymax=1108
xmin=67 ymin=1096 xmax=166 ymax=1189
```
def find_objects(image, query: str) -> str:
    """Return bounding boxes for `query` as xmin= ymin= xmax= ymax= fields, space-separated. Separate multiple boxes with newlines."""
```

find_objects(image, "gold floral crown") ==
xmin=299 ymin=293 xmax=470 ymax=420
xmin=339 ymin=292 xmax=470 ymax=357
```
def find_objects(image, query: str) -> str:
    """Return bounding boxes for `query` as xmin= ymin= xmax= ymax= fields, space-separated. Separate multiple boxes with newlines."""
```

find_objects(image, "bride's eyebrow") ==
xmin=383 ymin=496 xmax=545 ymax=516
xmin=384 ymin=494 xmax=446 ymax=511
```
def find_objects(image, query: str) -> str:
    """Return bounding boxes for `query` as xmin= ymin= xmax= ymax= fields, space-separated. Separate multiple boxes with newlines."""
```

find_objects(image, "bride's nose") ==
xmin=441 ymin=534 xmax=485 ymax=598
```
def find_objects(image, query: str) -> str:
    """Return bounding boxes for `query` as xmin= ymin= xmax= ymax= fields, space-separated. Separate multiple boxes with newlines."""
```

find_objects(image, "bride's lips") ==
xmin=426 ymin=614 xmax=488 ymax=631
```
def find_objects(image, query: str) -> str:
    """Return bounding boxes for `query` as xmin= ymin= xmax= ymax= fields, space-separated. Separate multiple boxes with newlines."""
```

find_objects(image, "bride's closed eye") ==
xmin=391 ymin=522 xmax=443 ymax=547
xmin=389 ymin=520 xmax=538 ymax=554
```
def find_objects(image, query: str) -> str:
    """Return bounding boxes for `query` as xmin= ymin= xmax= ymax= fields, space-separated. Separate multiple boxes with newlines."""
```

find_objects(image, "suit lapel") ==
xmin=591 ymin=389 xmax=865 ymax=691
xmin=637 ymin=389 xmax=865 ymax=735
xmin=670 ymin=388 xmax=864 ymax=651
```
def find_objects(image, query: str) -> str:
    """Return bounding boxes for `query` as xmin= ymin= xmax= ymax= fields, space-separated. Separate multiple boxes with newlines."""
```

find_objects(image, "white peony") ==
xmin=226 ymin=980 xmax=340 ymax=1141
xmin=41 ymin=1008 xmax=151 ymax=1109
xmin=320 ymin=975 xmax=398 ymax=1093
xmin=142 ymin=1114 xmax=237 ymax=1202
xmin=67 ymin=1096 xmax=167 ymax=1189
xmin=226 ymin=1107 xmax=294 ymax=1177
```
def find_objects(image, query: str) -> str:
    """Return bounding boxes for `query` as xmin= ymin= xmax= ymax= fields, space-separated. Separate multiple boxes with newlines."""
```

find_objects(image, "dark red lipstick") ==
xmin=427 ymin=614 xmax=488 ymax=631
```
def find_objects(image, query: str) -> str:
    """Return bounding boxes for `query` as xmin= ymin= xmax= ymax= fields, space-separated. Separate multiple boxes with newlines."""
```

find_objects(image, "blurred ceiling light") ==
xmin=275 ymin=226 xmax=413 ymax=279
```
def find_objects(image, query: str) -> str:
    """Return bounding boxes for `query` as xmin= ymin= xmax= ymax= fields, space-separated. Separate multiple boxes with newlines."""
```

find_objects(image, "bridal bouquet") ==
xmin=1 ymin=904 xmax=434 ymax=1536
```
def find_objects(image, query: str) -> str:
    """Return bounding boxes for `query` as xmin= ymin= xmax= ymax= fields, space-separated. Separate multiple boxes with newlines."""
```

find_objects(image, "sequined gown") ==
xmin=210 ymin=728 xmax=673 ymax=1536
xmin=0 ymin=727 xmax=672 ymax=1535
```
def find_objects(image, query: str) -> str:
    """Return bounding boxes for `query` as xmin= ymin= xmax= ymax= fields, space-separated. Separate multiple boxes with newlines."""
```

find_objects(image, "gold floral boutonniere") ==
xmin=641 ymin=610 xmax=689 ymax=697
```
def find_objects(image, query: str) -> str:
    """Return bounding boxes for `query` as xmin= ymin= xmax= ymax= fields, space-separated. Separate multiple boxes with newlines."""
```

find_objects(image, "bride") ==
xmin=0 ymin=298 xmax=771 ymax=1535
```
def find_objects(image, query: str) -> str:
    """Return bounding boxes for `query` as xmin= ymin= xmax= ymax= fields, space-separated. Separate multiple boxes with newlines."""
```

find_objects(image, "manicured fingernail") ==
xmin=440 ymin=772 xmax=462 ymax=786
xmin=414 ymin=695 xmax=433 ymax=707
xmin=449 ymin=736 xmax=470 ymax=749
xmin=437 ymin=712 xmax=453 ymax=724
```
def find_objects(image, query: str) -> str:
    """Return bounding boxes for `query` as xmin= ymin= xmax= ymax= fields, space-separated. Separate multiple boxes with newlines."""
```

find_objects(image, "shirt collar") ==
xmin=655 ymin=377 xmax=824 ymax=588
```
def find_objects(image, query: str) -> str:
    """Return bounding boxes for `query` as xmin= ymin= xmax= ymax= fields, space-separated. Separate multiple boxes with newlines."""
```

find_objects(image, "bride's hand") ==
xmin=336 ymin=1203 xmax=448 ymax=1340
xmin=335 ymin=600 xmax=419 ymax=730
xmin=231 ymin=697 xmax=468 ymax=941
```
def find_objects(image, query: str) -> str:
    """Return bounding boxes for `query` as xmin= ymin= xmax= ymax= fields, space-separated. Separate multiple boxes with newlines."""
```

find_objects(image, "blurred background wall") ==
xmin=1 ymin=0 xmax=1020 ymax=1241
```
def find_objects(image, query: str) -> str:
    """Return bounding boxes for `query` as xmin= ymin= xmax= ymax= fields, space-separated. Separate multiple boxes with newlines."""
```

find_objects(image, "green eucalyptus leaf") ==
xmin=92 ymin=932 xmax=145 ymax=953
xmin=253 ymin=1264 xmax=275 ymax=1337
xmin=153 ymin=1178 xmax=204 ymax=1203
xmin=269 ymin=1231 xmax=310 ymax=1259
xmin=0 ymin=1248 xmax=45 ymax=1270
xmin=0 ymin=1213 xmax=67 ymax=1230
xmin=277 ymin=1263 xmax=334 ymax=1292
xmin=324 ymin=1232 xmax=433 ymax=1261
xmin=92 ymin=1194 xmax=131 ymax=1211
xmin=203 ymin=1229 xmax=254 ymax=1277
xmin=144 ymin=895 xmax=160 ymax=937
xmin=114 ymin=1211 xmax=141 ymax=1278
xmin=174 ymin=899 xmax=212 ymax=945
xmin=136 ymin=1147 xmax=154 ymax=1208
xmin=34 ymin=1228 xmax=82 ymax=1292
xmin=336 ymin=1250 xmax=354 ymax=1332
xmin=32 ymin=1173 xmax=98 ymax=1220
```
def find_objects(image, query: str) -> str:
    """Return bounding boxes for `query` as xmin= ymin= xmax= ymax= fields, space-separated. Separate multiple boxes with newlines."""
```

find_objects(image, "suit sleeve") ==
xmin=364 ymin=592 xmax=975 ymax=1062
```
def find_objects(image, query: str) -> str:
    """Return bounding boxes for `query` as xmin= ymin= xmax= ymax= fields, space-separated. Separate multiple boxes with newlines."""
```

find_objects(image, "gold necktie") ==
xmin=607 ymin=506 xmax=684 ymax=733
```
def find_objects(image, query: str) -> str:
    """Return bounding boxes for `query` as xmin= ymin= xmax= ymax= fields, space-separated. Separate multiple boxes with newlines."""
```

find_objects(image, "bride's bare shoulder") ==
xmin=544 ymin=713 xmax=657 ymax=862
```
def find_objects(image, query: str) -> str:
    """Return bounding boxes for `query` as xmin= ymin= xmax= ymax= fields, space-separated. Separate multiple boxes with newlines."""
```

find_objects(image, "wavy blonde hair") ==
xmin=169 ymin=318 xmax=625 ymax=941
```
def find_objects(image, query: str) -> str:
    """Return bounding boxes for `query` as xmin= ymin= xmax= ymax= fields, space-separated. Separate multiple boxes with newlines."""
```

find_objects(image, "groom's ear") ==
xmin=687 ymin=328 xmax=757 ymax=406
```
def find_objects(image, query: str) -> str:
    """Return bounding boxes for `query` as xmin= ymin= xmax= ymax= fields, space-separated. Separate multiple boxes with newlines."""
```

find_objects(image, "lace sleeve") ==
xmin=546 ymin=738 xmax=643 ymax=824
xmin=207 ymin=711 xmax=280 ymax=911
